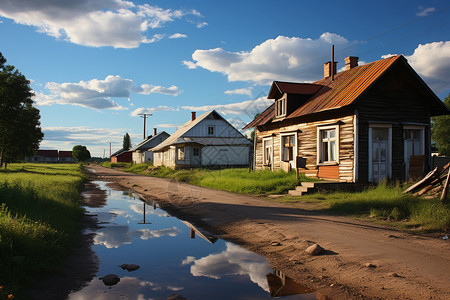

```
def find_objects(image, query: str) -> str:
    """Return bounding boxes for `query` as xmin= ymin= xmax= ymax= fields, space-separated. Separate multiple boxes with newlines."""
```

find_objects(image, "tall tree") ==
xmin=123 ymin=133 xmax=131 ymax=150
xmin=0 ymin=52 xmax=43 ymax=168
xmin=431 ymin=92 xmax=450 ymax=156
xmin=72 ymin=145 xmax=91 ymax=162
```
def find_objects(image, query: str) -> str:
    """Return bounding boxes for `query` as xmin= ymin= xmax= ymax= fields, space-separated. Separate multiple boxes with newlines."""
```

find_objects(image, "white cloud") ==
xmin=184 ymin=242 xmax=271 ymax=292
xmin=34 ymin=75 xmax=181 ymax=110
xmin=182 ymin=96 xmax=272 ymax=117
xmin=139 ymin=84 xmax=182 ymax=96
xmin=155 ymin=123 xmax=182 ymax=128
xmin=131 ymin=106 xmax=178 ymax=116
xmin=169 ymin=33 xmax=187 ymax=39
xmin=0 ymin=0 xmax=202 ymax=48
xmin=184 ymin=33 xmax=354 ymax=84
xmin=224 ymin=88 xmax=252 ymax=97
xmin=405 ymin=41 xmax=450 ymax=93
xmin=417 ymin=6 xmax=436 ymax=17
xmin=226 ymin=117 xmax=247 ymax=130
xmin=196 ymin=21 xmax=208 ymax=28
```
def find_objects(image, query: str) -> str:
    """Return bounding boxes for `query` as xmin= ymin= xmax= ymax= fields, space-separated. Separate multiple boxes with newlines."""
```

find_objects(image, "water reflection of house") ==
xmin=267 ymin=269 xmax=330 ymax=299
xmin=181 ymin=220 xmax=218 ymax=244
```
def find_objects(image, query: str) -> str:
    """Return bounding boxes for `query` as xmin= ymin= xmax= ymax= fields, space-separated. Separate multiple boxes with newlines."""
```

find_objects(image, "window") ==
xmin=263 ymin=138 xmax=272 ymax=165
xmin=208 ymin=126 xmax=215 ymax=136
xmin=318 ymin=126 xmax=338 ymax=164
xmin=177 ymin=147 xmax=185 ymax=161
xmin=193 ymin=147 xmax=200 ymax=157
xmin=281 ymin=135 xmax=295 ymax=161
xmin=275 ymin=97 xmax=287 ymax=117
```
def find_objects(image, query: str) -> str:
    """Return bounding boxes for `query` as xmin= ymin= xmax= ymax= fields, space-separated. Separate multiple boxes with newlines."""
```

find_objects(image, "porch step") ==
xmin=288 ymin=182 xmax=317 ymax=196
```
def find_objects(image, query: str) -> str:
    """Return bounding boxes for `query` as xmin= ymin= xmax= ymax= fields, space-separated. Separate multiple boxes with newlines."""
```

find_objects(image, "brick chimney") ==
xmin=191 ymin=112 xmax=196 ymax=121
xmin=345 ymin=56 xmax=359 ymax=70
xmin=153 ymin=128 xmax=157 ymax=136
xmin=324 ymin=61 xmax=337 ymax=78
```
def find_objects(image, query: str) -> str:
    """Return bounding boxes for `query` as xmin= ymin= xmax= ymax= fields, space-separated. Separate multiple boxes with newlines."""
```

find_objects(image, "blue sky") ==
xmin=1 ymin=0 xmax=449 ymax=157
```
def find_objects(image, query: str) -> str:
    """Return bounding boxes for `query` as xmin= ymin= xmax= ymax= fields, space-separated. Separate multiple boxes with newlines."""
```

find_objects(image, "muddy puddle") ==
xmin=69 ymin=181 xmax=323 ymax=299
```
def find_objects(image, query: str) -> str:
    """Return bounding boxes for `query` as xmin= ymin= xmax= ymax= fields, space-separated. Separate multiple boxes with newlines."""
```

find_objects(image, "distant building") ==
xmin=110 ymin=149 xmax=132 ymax=163
xmin=59 ymin=150 xmax=76 ymax=163
xmin=130 ymin=129 xmax=170 ymax=164
xmin=26 ymin=149 xmax=59 ymax=162
xmin=152 ymin=110 xmax=252 ymax=169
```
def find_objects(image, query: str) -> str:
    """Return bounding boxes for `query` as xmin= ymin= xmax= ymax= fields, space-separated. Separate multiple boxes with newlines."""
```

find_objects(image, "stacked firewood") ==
xmin=404 ymin=163 xmax=450 ymax=202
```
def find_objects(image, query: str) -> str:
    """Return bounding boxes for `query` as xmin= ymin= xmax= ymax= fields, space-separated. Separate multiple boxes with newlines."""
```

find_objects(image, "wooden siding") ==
xmin=356 ymin=61 xmax=432 ymax=183
xmin=255 ymin=114 xmax=354 ymax=182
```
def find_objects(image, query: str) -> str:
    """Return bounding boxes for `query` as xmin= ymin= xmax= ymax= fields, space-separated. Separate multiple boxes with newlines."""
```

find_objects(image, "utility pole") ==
xmin=138 ymin=113 xmax=152 ymax=139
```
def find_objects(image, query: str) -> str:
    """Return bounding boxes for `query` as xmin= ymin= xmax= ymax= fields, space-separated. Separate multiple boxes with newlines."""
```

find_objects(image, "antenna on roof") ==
xmin=331 ymin=44 xmax=335 ymax=81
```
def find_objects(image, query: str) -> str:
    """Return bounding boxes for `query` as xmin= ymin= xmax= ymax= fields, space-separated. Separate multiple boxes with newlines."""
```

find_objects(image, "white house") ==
xmin=130 ymin=129 xmax=170 ymax=164
xmin=152 ymin=110 xmax=252 ymax=168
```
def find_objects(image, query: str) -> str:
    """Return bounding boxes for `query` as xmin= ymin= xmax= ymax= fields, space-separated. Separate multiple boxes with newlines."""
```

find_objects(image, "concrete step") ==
xmin=295 ymin=186 xmax=309 ymax=192
xmin=288 ymin=190 xmax=305 ymax=196
xmin=300 ymin=182 xmax=316 ymax=188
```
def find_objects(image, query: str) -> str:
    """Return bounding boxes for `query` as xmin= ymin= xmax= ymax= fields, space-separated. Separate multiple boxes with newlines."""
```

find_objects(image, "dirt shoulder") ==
xmin=88 ymin=165 xmax=450 ymax=299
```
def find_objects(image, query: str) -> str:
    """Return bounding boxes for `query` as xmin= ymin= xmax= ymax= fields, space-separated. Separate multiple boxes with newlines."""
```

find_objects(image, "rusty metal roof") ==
xmin=268 ymin=81 xmax=323 ymax=99
xmin=244 ymin=55 xmax=404 ymax=129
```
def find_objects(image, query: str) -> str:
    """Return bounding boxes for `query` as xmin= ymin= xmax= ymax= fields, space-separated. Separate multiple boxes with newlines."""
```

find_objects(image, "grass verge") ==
xmin=0 ymin=163 xmax=86 ymax=298
xmin=118 ymin=163 xmax=316 ymax=195
xmin=280 ymin=182 xmax=450 ymax=232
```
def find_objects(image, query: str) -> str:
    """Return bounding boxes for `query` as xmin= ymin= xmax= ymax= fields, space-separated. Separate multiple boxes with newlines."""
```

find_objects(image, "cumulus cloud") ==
xmin=196 ymin=21 xmax=208 ymax=28
xmin=93 ymin=225 xmax=179 ymax=248
xmin=34 ymin=75 xmax=181 ymax=110
xmin=184 ymin=242 xmax=271 ymax=292
xmin=405 ymin=41 xmax=450 ymax=93
xmin=155 ymin=123 xmax=182 ymax=128
xmin=224 ymin=88 xmax=252 ymax=97
xmin=0 ymin=0 xmax=202 ymax=48
xmin=169 ymin=33 xmax=187 ymax=39
xmin=139 ymin=84 xmax=182 ymax=96
xmin=131 ymin=106 xmax=178 ymax=116
xmin=417 ymin=6 xmax=436 ymax=17
xmin=184 ymin=33 xmax=354 ymax=84
xmin=182 ymin=96 xmax=272 ymax=117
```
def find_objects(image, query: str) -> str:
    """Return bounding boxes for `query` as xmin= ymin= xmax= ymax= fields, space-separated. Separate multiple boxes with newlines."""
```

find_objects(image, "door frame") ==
xmin=368 ymin=124 xmax=392 ymax=182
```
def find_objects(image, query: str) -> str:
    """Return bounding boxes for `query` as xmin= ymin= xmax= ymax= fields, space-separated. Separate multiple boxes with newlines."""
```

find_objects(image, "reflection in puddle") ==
xmin=70 ymin=181 xmax=322 ymax=300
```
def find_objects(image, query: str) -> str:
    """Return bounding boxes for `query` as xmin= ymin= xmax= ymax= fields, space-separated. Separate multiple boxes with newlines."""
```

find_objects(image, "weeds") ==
xmin=0 ymin=163 xmax=85 ymax=298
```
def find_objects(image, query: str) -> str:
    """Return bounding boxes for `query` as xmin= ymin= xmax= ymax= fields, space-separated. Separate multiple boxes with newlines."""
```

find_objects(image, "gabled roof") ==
xmin=152 ymin=110 xmax=251 ymax=151
xmin=129 ymin=131 xmax=170 ymax=152
xmin=36 ymin=149 xmax=58 ymax=158
xmin=110 ymin=148 xmax=130 ymax=157
xmin=244 ymin=55 xmax=449 ymax=129
xmin=268 ymin=81 xmax=323 ymax=99
xmin=59 ymin=151 xmax=73 ymax=158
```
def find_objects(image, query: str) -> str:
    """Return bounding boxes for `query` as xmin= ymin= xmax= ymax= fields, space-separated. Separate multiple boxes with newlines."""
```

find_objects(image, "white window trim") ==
xmin=275 ymin=96 xmax=287 ymax=118
xmin=207 ymin=126 xmax=215 ymax=136
xmin=279 ymin=132 xmax=298 ymax=166
xmin=262 ymin=137 xmax=273 ymax=166
xmin=317 ymin=124 xmax=340 ymax=165
xmin=368 ymin=124 xmax=392 ymax=182
xmin=403 ymin=125 xmax=425 ymax=155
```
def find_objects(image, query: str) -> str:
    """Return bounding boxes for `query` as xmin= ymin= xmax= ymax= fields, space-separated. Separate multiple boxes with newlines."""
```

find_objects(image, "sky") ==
xmin=1 ymin=0 xmax=450 ymax=157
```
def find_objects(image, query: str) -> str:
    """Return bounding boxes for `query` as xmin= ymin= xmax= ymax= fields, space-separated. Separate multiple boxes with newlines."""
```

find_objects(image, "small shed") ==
xmin=110 ymin=149 xmax=132 ymax=163
xmin=59 ymin=150 xmax=75 ymax=163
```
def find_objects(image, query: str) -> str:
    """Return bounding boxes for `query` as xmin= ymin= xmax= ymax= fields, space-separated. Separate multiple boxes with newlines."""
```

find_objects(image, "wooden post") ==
xmin=440 ymin=169 xmax=450 ymax=202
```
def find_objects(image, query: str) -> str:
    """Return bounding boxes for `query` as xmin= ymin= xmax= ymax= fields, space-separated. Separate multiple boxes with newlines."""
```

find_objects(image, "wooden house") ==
xmin=110 ymin=149 xmax=132 ymax=163
xmin=244 ymin=55 xmax=449 ymax=183
xmin=130 ymin=129 xmax=170 ymax=164
xmin=152 ymin=110 xmax=252 ymax=168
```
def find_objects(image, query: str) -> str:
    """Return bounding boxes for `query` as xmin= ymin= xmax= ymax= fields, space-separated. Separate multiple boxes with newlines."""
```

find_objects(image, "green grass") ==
xmin=281 ymin=182 xmax=450 ymax=232
xmin=0 ymin=163 xmax=86 ymax=298
xmin=118 ymin=163 xmax=317 ymax=195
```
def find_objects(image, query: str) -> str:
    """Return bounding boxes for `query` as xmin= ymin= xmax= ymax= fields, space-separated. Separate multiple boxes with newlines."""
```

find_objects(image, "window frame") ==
xmin=275 ymin=96 xmax=287 ymax=118
xmin=279 ymin=132 xmax=297 ymax=164
xmin=262 ymin=137 xmax=273 ymax=166
xmin=177 ymin=146 xmax=185 ymax=161
xmin=317 ymin=125 xmax=339 ymax=165
xmin=207 ymin=126 xmax=215 ymax=136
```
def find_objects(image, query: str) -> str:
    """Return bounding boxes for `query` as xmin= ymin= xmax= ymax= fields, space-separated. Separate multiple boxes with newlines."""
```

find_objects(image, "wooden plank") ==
xmin=413 ymin=185 xmax=434 ymax=197
xmin=404 ymin=167 xmax=437 ymax=193
xmin=440 ymin=169 xmax=450 ymax=202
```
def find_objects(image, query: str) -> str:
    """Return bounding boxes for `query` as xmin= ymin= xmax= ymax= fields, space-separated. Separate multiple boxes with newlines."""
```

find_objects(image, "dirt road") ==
xmin=88 ymin=165 xmax=450 ymax=299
